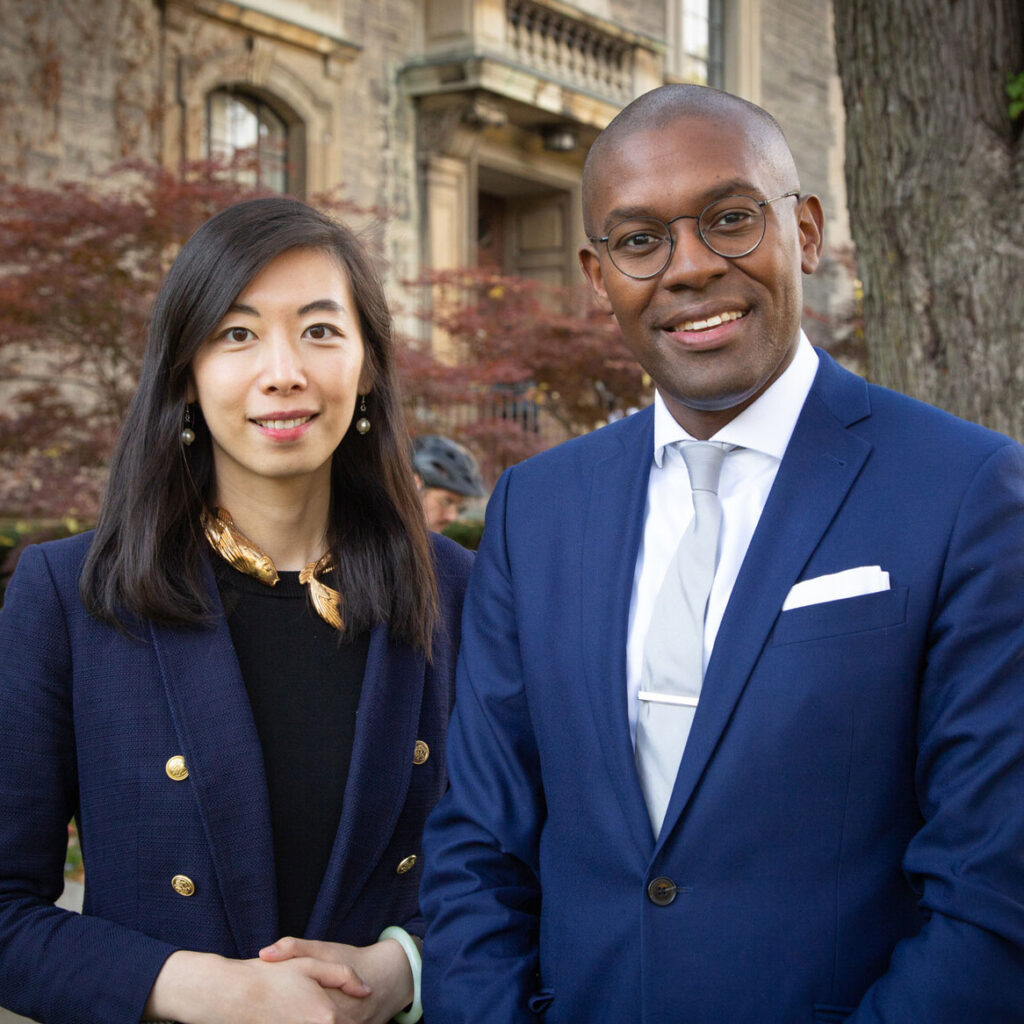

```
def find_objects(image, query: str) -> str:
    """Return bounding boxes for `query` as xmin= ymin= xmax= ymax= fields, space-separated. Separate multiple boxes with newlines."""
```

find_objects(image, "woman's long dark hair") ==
xmin=80 ymin=197 xmax=439 ymax=654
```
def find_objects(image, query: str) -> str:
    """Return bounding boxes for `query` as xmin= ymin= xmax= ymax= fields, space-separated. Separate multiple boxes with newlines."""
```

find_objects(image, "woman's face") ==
xmin=190 ymin=247 xmax=367 ymax=502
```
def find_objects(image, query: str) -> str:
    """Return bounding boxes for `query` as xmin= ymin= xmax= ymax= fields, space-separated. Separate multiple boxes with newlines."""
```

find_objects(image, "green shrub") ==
xmin=442 ymin=519 xmax=485 ymax=551
xmin=0 ymin=518 xmax=87 ymax=606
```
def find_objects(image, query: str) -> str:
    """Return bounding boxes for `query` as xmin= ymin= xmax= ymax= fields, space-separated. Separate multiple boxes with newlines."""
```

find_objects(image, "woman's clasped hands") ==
xmin=144 ymin=936 xmax=414 ymax=1024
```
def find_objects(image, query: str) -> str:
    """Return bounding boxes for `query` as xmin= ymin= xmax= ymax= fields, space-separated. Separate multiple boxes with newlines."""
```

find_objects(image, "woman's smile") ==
xmin=251 ymin=410 xmax=319 ymax=440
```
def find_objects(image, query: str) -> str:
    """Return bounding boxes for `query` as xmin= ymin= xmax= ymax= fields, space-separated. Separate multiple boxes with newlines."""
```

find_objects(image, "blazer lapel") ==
xmin=656 ymin=355 xmax=874 ymax=846
xmin=149 ymin=563 xmax=278 ymax=956
xmin=305 ymin=622 xmax=425 ymax=936
xmin=580 ymin=410 xmax=660 ymax=856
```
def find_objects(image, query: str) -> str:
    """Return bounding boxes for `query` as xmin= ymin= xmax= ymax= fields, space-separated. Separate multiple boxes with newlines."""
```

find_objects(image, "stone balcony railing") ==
xmin=505 ymin=0 xmax=635 ymax=104
xmin=408 ymin=0 xmax=661 ymax=124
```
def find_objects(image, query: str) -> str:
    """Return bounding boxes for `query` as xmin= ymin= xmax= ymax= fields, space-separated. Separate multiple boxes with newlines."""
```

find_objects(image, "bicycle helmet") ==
xmin=411 ymin=435 xmax=486 ymax=497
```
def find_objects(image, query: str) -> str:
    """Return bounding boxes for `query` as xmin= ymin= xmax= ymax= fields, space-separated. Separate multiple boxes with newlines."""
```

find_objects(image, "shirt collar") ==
xmin=652 ymin=332 xmax=819 ymax=466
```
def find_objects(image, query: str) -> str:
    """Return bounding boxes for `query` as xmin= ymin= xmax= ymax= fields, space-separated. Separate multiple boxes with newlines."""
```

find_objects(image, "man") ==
xmin=411 ymin=434 xmax=486 ymax=532
xmin=420 ymin=84 xmax=1024 ymax=1021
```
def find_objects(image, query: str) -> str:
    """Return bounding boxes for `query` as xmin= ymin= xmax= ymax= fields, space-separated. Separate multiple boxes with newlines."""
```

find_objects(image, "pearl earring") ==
xmin=355 ymin=395 xmax=371 ymax=435
xmin=181 ymin=404 xmax=196 ymax=446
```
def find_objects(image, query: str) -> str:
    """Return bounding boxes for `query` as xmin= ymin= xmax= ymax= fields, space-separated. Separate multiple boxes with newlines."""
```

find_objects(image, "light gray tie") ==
xmin=635 ymin=441 xmax=730 ymax=837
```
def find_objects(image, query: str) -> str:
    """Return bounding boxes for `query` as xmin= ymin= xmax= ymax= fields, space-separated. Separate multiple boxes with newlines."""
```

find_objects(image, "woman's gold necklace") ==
xmin=201 ymin=507 xmax=344 ymax=629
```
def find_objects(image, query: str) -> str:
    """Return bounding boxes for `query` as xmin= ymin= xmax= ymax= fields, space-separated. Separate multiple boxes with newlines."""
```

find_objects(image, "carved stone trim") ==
xmin=417 ymin=102 xmax=469 ymax=157
xmin=173 ymin=0 xmax=361 ymax=60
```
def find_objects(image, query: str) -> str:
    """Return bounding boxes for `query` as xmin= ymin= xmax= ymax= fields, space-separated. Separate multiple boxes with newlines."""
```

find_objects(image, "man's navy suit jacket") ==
xmin=421 ymin=351 xmax=1024 ymax=1023
xmin=0 ymin=530 xmax=472 ymax=1024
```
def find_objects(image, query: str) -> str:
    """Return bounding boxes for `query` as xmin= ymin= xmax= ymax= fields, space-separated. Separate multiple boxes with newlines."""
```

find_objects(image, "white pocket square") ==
xmin=782 ymin=566 xmax=890 ymax=611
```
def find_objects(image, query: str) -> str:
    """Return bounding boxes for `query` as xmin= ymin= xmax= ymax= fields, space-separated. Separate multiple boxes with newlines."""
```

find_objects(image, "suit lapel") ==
xmin=149 ymin=562 xmax=278 ymax=956
xmin=305 ymin=622 xmax=425 ymax=936
xmin=656 ymin=355 xmax=873 ymax=846
xmin=580 ymin=410 xmax=660 ymax=856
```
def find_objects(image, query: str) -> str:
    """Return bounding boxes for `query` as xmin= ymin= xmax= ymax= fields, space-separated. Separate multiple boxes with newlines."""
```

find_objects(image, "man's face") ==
xmin=579 ymin=114 xmax=823 ymax=438
xmin=421 ymin=486 xmax=466 ymax=532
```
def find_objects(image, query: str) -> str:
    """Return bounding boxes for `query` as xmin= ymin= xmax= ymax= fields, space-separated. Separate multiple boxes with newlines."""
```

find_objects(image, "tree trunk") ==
xmin=833 ymin=0 xmax=1024 ymax=439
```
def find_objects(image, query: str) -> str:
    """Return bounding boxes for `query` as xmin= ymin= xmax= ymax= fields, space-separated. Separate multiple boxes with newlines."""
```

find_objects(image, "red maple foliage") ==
xmin=399 ymin=268 xmax=649 ymax=484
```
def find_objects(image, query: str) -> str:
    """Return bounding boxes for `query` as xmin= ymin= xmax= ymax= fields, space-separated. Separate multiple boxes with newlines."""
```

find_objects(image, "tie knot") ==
xmin=679 ymin=441 xmax=729 ymax=494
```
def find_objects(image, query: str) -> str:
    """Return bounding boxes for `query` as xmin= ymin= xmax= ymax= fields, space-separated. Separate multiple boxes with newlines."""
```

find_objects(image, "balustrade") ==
xmin=506 ymin=0 xmax=634 ymax=102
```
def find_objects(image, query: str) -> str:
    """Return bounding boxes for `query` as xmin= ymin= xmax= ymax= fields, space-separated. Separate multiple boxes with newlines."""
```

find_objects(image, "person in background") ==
xmin=0 ymin=196 xmax=472 ymax=1024
xmin=420 ymin=84 xmax=1024 ymax=1022
xmin=411 ymin=435 xmax=486 ymax=533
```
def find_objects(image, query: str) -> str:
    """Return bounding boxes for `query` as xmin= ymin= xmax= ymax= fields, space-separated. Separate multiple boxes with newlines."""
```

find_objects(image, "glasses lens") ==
xmin=699 ymin=196 xmax=766 ymax=257
xmin=606 ymin=219 xmax=673 ymax=279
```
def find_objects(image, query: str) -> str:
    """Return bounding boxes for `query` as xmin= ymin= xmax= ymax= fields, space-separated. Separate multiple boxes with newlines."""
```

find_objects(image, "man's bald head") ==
xmin=582 ymin=85 xmax=800 ymax=236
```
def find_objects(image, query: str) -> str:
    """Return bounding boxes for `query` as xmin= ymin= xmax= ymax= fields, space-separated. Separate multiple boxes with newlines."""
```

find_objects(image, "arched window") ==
xmin=207 ymin=88 xmax=291 ymax=193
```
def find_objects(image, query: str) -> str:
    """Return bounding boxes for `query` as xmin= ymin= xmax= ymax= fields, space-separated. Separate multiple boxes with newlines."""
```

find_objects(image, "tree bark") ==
xmin=833 ymin=0 xmax=1024 ymax=439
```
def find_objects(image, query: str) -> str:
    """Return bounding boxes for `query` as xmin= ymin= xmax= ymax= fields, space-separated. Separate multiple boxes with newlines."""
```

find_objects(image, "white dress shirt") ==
xmin=626 ymin=333 xmax=820 ymax=744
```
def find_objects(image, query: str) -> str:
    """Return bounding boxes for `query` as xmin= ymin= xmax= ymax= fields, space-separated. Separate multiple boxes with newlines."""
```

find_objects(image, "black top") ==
xmin=214 ymin=561 xmax=369 ymax=938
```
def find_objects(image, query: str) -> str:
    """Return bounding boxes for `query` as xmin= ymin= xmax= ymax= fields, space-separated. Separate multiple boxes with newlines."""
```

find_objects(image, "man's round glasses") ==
xmin=589 ymin=192 xmax=800 ymax=280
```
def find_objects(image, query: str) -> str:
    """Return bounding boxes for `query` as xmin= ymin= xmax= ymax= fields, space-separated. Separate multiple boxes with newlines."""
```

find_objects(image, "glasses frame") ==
xmin=589 ymin=191 xmax=801 ymax=280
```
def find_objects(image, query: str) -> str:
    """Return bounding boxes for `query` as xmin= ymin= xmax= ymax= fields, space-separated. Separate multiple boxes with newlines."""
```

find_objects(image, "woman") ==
xmin=0 ymin=197 xmax=473 ymax=1023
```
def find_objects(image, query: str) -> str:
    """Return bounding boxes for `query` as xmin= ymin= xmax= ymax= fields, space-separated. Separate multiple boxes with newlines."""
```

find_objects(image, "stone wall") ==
xmin=0 ymin=0 xmax=162 ymax=184
xmin=760 ymin=0 xmax=855 ymax=348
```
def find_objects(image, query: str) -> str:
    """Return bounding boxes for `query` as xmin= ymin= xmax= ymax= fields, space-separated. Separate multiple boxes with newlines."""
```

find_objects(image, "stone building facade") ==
xmin=0 ymin=0 xmax=851 ymax=346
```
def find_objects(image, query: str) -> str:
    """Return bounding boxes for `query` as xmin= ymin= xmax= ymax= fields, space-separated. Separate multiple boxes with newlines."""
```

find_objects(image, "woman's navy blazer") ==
xmin=0 ymin=529 xmax=472 ymax=1024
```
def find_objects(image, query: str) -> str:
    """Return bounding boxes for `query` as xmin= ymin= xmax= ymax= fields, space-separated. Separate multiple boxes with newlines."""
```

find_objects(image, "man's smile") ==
xmin=664 ymin=309 xmax=747 ymax=332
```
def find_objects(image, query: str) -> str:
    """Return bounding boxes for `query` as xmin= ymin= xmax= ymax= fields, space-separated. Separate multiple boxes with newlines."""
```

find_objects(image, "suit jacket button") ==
xmin=396 ymin=855 xmax=418 ymax=875
xmin=647 ymin=876 xmax=677 ymax=906
xmin=413 ymin=740 xmax=430 ymax=765
xmin=171 ymin=874 xmax=196 ymax=896
xmin=165 ymin=755 xmax=189 ymax=781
